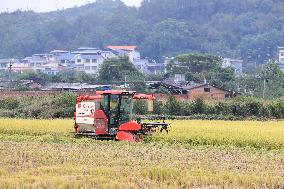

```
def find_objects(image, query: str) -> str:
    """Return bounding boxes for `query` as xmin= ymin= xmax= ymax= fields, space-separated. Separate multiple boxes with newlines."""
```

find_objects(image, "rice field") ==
xmin=0 ymin=119 xmax=284 ymax=188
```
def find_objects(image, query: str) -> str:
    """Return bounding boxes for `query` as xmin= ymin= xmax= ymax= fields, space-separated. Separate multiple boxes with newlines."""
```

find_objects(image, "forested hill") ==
xmin=1 ymin=0 xmax=284 ymax=64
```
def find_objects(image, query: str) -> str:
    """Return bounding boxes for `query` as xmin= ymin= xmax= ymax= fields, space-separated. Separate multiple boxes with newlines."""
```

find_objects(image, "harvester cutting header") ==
xmin=74 ymin=90 xmax=169 ymax=142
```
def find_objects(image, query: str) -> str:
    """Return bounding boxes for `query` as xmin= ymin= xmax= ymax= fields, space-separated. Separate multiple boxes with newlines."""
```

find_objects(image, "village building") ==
xmin=146 ymin=61 xmax=167 ymax=75
xmin=51 ymin=50 xmax=74 ymax=65
xmin=186 ymin=83 xmax=233 ymax=100
xmin=107 ymin=46 xmax=140 ymax=63
xmin=222 ymin=58 xmax=243 ymax=76
xmin=132 ymin=58 xmax=166 ymax=74
xmin=150 ymin=73 xmax=237 ymax=100
xmin=278 ymin=47 xmax=284 ymax=72
xmin=71 ymin=47 xmax=109 ymax=74
xmin=2 ymin=46 xmax=166 ymax=76
xmin=0 ymin=59 xmax=12 ymax=71
xmin=0 ymin=58 xmax=32 ymax=73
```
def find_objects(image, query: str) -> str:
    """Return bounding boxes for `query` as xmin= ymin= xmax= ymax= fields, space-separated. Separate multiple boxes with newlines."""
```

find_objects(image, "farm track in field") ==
xmin=0 ymin=119 xmax=284 ymax=188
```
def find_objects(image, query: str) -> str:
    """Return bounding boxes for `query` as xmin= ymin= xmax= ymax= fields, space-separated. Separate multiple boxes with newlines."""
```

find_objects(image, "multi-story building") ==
xmin=73 ymin=54 xmax=104 ymax=74
xmin=106 ymin=46 xmax=166 ymax=75
xmin=222 ymin=58 xmax=243 ymax=76
xmin=72 ymin=47 xmax=111 ymax=75
xmin=107 ymin=46 xmax=140 ymax=63
xmin=21 ymin=53 xmax=60 ymax=75
xmin=51 ymin=50 xmax=73 ymax=65
xmin=278 ymin=47 xmax=284 ymax=72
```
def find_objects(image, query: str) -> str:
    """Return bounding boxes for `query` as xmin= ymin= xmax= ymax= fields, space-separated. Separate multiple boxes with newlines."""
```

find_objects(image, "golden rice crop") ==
xmin=0 ymin=119 xmax=284 ymax=188
xmin=0 ymin=119 xmax=284 ymax=149
xmin=151 ymin=120 xmax=284 ymax=150
xmin=0 ymin=141 xmax=283 ymax=189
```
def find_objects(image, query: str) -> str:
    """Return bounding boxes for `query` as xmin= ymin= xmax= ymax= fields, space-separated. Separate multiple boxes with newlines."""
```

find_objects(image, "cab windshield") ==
xmin=119 ymin=95 xmax=133 ymax=124
xmin=101 ymin=94 xmax=133 ymax=125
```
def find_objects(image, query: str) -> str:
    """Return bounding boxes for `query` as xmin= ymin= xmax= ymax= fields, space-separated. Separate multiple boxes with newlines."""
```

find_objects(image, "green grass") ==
xmin=0 ymin=119 xmax=284 ymax=188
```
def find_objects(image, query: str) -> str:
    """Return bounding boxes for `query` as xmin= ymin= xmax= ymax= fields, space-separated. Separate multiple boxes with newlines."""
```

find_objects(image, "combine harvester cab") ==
xmin=74 ymin=90 xmax=169 ymax=142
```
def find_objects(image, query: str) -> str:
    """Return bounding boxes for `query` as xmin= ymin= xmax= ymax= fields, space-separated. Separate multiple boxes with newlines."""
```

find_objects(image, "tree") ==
xmin=167 ymin=52 xmax=236 ymax=90
xmin=1 ymin=0 xmax=284 ymax=65
xmin=240 ymin=60 xmax=284 ymax=99
xmin=141 ymin=19 xmax=193 ymax=60
xmin=19 ymin=71 xmax=50 ymax=85
xmin=75 ymin=72 xmax=96 ymax=83
xmin=98 ymin=56 xmax=146 ymax=90
xmin=260 ymin=60 xmax=284 ymax=99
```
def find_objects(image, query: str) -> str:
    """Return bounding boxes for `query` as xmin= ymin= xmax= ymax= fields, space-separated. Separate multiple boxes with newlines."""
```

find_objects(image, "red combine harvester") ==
xmin=74 ymin=90 xmax=169 ymax=142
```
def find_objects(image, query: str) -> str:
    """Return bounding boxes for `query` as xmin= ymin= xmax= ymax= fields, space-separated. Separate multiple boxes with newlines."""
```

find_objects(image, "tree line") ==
xmin=0 ymin=0 xmax=284 ymax=65
xmin=0 ymin=93 xmax=283 ymax=120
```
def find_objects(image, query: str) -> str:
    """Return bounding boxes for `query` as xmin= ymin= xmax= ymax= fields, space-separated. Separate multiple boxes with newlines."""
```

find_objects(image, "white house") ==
xmin=71 ymin=47 xmax=117 ymax=74
xmin=0 ymin=58 xmax=31 ymax=73
xmin=278 ymin=47 xmax=284 ymax=72
xmin=73 ymin=54 xmax=104 ymax=75
xmin=107 ymin=46 xmax=140 ymax=63
xmin=222 ymin=58 xmax=243 ymax=76
xmin=107 ymin=46 xmax=167 ymax=75
xmin=133 ymin=58 xmax=166 ymax=75
xmin=101 ymin=51 xmax=116 ymax=59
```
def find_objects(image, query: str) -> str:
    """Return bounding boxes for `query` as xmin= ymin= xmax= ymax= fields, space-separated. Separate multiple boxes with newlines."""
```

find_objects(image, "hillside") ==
xmin=0 ymin=0 xmax=284 ymax=64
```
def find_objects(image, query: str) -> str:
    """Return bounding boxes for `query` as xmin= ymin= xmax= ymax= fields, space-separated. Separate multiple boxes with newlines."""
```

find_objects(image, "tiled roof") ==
xmin=59 ymin=52 xmax=74 ymax=60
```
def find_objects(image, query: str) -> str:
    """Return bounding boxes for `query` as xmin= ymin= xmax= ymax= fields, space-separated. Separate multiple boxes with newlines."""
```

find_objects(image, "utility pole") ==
xmin=124 ymin=73 xmax=127 ymax=88
xmin=262 ymin=79 xmax=266 ymax=99
xmin=8 ymin=59 xmax=13 ymax=91
xmin=261 ymin=64 xmax=266 ymax=99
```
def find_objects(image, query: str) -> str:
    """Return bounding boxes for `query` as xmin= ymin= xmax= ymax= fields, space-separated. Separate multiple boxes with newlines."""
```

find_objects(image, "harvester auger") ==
xmin=74 ymin=90 xmax=169 ymax=142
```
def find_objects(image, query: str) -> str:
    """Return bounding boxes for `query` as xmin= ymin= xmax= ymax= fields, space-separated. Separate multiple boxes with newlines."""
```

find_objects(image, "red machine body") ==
xmin=74 ymin=90 xmax=168 ymax=142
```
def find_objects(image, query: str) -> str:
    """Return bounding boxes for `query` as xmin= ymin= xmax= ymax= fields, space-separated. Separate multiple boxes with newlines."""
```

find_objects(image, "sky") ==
xmin=0 ymin=0 xmax=142 ymax=13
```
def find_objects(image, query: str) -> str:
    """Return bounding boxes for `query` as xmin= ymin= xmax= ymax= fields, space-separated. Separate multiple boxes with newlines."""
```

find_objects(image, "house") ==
xmin=101 ymin=51 xmax=116 ymax=59
xmin=222 ymin=58 xmax=243 ymax=76
xmin=71 ymin=47 xmax=115 ymax=59
xmin=31 ymin=54 xmax=55 ymax=66
xmin=187 ymin=83 xmax=234 ymax=100
xmin=0 ymin=59 xmax=16 ymax=71
xmin=51 ymin=50 xmax=75 ymax=65
xmin=278 ymin=47 xmax=284 ymax=72
xmin=21 ymin=54 xmax=59 ymax=74
xmin=73 ymin=54 xmax=104 ymax=74
xmin=145 ymin=61 xmax=167 ymax=75
xmin=71 ymin=47 xmax=115 ymax=74
xmin=164 ymin=74 xmax=186 ymax=87
xmin=133 ymin=58 xmax=149 ymax=73
xmin=107 ymin=46 xmax=140 ymax=62
xmin=10 ymin=62 xmax=30 ymax=73
xmin=40 ymin=63 xmax=63 ymax=75
xmin=0 ymin=59 xmax=11 ymax=70
xmin=0 ymin=59 xmax=30 ymax=73
xmin=132 ymin=58 xmax=166 ymax=75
